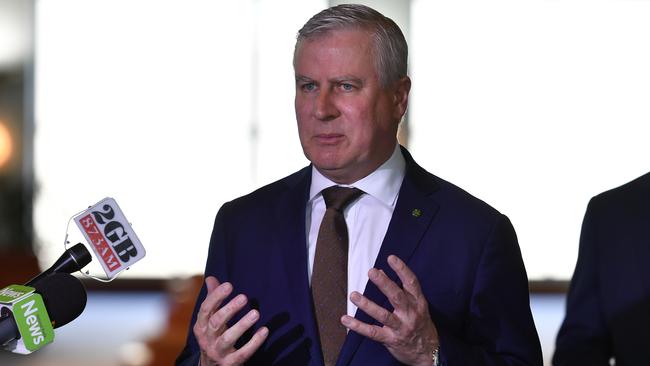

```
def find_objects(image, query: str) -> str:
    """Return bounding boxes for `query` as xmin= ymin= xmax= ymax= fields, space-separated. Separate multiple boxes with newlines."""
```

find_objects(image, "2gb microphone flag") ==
xmin=74 ymin=198 xmax=146 ymax=280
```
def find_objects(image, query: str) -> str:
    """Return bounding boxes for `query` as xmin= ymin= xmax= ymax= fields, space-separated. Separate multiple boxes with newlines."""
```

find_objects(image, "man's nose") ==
xmin=313 ymin=89 xmax=340 ymax=121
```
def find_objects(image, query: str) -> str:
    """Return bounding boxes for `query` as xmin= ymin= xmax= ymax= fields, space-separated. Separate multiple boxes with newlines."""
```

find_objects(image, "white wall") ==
xmin=410 ymin=0 xmax=650 ymax=280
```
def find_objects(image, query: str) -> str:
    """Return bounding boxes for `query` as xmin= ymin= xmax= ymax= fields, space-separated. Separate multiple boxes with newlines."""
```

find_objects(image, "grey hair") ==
xmin=294 ymin=4 xmax=408 ymax=87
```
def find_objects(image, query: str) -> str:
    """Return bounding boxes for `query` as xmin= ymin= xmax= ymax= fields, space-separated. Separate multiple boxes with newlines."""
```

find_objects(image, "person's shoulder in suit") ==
xmin=587 ymin=171 xmax=650 ymax=222
xmin=592 ymin=171 xmax=650 ymax=202
xmin=403 ymin=147 xmax=507 ymax=225
xmin=217 ymin=165 xmax=311 ymax=217
xmin=436 ymin=174 xmax=504 ymax=217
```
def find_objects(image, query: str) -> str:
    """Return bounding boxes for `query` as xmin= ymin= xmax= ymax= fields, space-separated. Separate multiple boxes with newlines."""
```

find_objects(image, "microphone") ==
xmin=25 ymin=243 xmax=92 ymax=286
xmin=0 ymin=273 xmax=87 ymax=354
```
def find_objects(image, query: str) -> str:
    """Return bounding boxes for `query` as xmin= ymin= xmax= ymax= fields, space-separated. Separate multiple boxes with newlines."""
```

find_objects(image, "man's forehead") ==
xmin=296 ymin=27 xmax=374 ymax=53
xmin=293 ymin=28 xmax=377 ymax=82
xmin=296 ymin=31 xmax=373 ymax=61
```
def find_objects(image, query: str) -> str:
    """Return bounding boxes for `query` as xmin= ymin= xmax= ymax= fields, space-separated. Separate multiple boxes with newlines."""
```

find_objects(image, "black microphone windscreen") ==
xmin=57 ymin=243 xmax=92 ymax=274
xmin=32 ymin=273 xmax=87 ymax=329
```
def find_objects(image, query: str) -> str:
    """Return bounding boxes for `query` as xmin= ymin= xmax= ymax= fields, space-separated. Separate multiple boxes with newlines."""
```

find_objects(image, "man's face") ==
xmin=294 ymin=29 xmax=410 ymax=184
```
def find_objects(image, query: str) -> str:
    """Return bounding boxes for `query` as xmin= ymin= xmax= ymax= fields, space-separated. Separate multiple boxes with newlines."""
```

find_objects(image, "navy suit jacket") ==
xmin=177 ymin=147 xmax=542 ymax=365
xmin=554 ymin=172 xmax=650 ymax=366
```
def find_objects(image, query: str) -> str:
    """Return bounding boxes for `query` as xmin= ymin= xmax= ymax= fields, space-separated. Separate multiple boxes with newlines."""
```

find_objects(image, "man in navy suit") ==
xmin=177 ymin=4 xmax=542 ymax=366
xmin=553 ymin=172 xmax=650 ymax=365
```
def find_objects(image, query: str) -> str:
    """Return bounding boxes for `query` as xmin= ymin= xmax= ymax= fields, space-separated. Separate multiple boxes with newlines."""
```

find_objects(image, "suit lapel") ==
xmin=276 ymin=166 xmax=311 ymax=305
xmin=274 ymin=167 xmax=324 ymax=364
xmin=338 ymin=147 xmax=440 ymax=365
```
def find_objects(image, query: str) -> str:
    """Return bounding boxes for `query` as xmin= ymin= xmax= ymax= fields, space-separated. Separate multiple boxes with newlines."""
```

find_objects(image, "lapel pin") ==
xmin=411 ymin=208 xmax=422 ymax=217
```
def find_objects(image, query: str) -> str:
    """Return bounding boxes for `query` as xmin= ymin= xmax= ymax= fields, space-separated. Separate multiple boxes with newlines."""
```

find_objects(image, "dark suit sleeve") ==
xmin=553 ymin=199 xmax=612 ymax=365
xmin=438 ymin=215 xmax=543 ymax=366
xmin=176 ymin=204 xmax=233 ymax=366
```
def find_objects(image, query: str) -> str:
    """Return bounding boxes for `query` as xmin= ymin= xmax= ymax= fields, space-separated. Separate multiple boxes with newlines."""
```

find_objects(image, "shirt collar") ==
xmin=309 ymin=144 xmax=406 ymax=208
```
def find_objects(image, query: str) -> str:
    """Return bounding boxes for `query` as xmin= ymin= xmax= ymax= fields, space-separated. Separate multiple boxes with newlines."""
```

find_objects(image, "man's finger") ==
xmin=224 ymin=326 xmax=270 ymax=365
xmin=341 ymin=315 xmax=391 ymax=344
xmin=350 ymin=292 xmax=401 ymax=329
xmin=205 ymin=276 xmax=220 ymax=294
xmin=368 ymin=268 xmax=409 ymax=310
xmin=387 ymin=255 xmax=423 ymax=299
xmin=196 ymin=281 xmax=233 ymax=330
xmin=215 ymin=308 xmax=260 ymax=352
xmin=208 ymin=293 xmax=248 ymax=334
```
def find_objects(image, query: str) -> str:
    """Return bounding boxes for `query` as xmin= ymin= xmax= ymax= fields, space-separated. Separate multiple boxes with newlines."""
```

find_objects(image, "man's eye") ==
xmin=340 ymin=83 xmax=354 ymax=91
xmin=302 ymin=83 xmax=316 ymax=91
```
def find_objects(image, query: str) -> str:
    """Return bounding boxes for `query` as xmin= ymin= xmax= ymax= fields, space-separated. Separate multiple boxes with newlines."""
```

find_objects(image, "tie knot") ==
xmin=321 ymin=186 xmax=363 ymax=212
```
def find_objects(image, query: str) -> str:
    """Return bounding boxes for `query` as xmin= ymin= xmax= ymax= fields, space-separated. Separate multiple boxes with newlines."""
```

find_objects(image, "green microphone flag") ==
xmin=0 ymin=284 xmax=55 ymax=354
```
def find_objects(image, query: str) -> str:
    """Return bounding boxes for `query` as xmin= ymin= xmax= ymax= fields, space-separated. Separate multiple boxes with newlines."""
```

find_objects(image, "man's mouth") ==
xmin=314 ymin=133 xmax=344 ymax=144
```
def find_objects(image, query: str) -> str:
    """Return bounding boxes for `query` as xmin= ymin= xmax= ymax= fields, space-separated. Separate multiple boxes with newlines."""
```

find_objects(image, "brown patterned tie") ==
xmin=311 ymin=186 xmax=363 ymax=366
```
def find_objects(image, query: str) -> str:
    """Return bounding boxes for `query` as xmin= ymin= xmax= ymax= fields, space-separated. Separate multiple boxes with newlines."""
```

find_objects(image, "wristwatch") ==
xmin=432 ymin=344 xmax=440 ymax=366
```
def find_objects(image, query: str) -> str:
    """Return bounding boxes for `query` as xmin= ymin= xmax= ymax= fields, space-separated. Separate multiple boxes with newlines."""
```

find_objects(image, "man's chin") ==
xmin=306 ymin=151 xmax=344 ymax=170
xmin=312 ymin=162 xmax=344 ymax=174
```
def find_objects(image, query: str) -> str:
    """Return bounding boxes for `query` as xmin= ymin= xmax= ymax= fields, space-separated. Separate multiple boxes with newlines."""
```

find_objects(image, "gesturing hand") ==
xmin=193 ymin=276 xmax=269 ymax=366
xmin=341 ymin=255 xmax=439 ymax=366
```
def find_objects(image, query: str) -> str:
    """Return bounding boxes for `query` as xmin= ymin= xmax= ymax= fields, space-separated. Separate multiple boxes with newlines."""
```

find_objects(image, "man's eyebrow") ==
xmin=331 ymin=76 xmax=363 ymax=84
xmin=295 ymin=75 xmax=314 ymax=82
xmin=295 ymin=75 xmax=364 ymax=84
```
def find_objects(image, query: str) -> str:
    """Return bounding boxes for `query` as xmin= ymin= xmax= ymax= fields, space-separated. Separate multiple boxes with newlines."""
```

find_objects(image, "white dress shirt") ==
xmin=306 ymin=144 xmax=406 ymax=317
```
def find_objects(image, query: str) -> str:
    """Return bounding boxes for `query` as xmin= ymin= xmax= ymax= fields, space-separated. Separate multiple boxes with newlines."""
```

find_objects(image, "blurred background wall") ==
xmin=0 ymin=0 xmax=36 ymax=277
xmin=1 ymin=0 xmax=649 ymax=364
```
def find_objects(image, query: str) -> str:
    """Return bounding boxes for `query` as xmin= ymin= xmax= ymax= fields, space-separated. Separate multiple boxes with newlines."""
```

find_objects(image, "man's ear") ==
xmin=393 ymin=76 xmax=411 ymax=120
